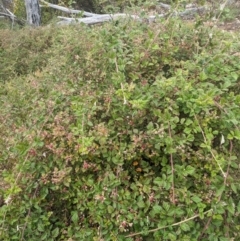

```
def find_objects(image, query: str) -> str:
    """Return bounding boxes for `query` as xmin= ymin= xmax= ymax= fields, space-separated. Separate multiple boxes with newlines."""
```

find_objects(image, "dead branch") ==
xmin=40 ymin=0 xmax=100 ymax=17
xmin=40 ymin=0 xmax=207 ymax=26
xmin=0 ymin=5 xmax=25 ymax=25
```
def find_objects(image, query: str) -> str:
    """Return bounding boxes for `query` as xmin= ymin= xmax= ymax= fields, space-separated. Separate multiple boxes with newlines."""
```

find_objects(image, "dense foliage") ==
xmin=0 ymin=14 xmax=240 ymax=240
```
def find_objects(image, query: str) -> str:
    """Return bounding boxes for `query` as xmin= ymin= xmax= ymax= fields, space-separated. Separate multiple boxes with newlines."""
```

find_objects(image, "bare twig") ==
xmin=198 ymin=215 xmax=213 ymax=240
xmin=194 ymin=115 xmax=226 ymax=178
xmin=0 ymin=6 xmax=25 ymax=25
xmin=125 ymin=209 xmax=213 ymax=238
xmin=199 ymin=141 xmax=233 ymax=240
xmin=168 ymin=123 xmax=175 ymax=205
xmin=40 ymin=0 xmax=99 ymax=17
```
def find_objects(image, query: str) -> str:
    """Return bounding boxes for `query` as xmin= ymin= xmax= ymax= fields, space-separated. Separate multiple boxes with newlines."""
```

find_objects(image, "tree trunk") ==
xmin=25 ymin=0 xmax=41 ymax=26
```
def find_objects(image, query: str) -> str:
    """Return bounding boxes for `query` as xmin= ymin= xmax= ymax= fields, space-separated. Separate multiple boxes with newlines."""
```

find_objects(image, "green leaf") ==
xmin=234 ymin=129 xmax=240 ymax=140
xmin=41 ymin=232 xmax=48 ymax=240
xmin=216 ymin=185 xmax=225 ymax=197
xmin=152 ymin=205 xmax=162 ymax=214
xmin=213 ymin=214 xmax=223 ymax=220
xmin=168 ymin=232 xmax=177 ymax=241
xmin=52 ymin=227 xmax=59 ymax=238
xmin=163 ymin=202 xmax=170 ymax=211
xmin=230 ymin=72 xmax=238 ymax=81
xmin=220 ymin=237 xmax=230 ymax=241
xmin=153 ymin=177 xmax=163 ymax=186
xmin=227 ymin=198 xmax=235 ymax=215
xmin=184 ymin=165 xmax=195 ymax=176
xmin=87 ymin=121 xmax=93 ymax=126
xmin=215 ymin=202 xmax=226 ymax=214
xmin=152 ymin=44 xmax=160 ymax=50
xmin=107 ymin=205 xmax=114 ymax=214
xmin=137 ymin=200 xmax=145 ymax=208
xmin=199 ymin=71 xmax=208 ymax=81
xmin=199 ymin=211 xmax=204 ymax=220
xmin=237 ymin=201 xmax=240 ymax=213
xmin=175 ymin=208 xmax=185 ymax=216
xmin=147 ymin=122 xmax=154 ymax=130
xmin=180 ymin=222 xmax=190 ymax=231
xmin=185 ymin=119 xmax=193 ymax=126
xmin=37 ymin=222 xmax=45 ymax=232
xmin=71 ymin=211 xmax=79 ymax=224
xmin=191 ymin=195 xmax=202 ymax=203
xmin=231 ymin=183 xmax=237 ymax=193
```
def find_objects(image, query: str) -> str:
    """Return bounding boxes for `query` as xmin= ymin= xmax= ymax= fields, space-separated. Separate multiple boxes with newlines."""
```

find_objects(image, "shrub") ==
xmin=0 ymin=27 xmax=54 ymax=82
xmin=0 ymin=16 xmax=240 ymax=240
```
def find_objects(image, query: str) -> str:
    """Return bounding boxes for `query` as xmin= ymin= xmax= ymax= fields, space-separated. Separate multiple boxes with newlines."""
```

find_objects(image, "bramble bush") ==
xmin=0 ymin=14 xmax=240 ymax=241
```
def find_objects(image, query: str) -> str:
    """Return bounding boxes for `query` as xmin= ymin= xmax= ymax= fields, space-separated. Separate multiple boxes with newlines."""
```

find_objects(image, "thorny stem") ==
xmin=168 ymin=123 xmax=175 ymax=205
xmin=198 ymin=216 xmax=213 ymax=240
xmin=199 ymin=138 xmax=233 ymax=239
xmin=194 ymin=115 xmax=226 ymax=178
xmin=20 ymin=184 xmax=40 ymax=241
xmin=225 ymin=140 xmax=232 ymax=183
xmin=115 ymin=57 xmax=127 ymax=105
xmin=121 ymin=82 xmax=127 ymax=105
xmin=125 ymin=209 xmax=213 ymax=238
xmin=114 ymin=57 xmax=119 ymax=73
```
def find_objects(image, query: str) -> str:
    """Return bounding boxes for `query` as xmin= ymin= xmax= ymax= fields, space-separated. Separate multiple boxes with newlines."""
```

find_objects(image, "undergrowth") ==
xmin=0 ymin=15 xmax=240 ymax=241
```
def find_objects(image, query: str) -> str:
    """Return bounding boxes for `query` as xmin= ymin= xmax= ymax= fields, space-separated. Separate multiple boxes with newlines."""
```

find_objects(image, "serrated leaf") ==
xmin=237 ymin=201 xmax=240 ymax=213
xmin=220 ymin=237 xmax=230 ymax=241
xmin=87 ymin=121 xmax=93 ymax=126
xmin=230 ymin=160 xmax=238 ymax=168
xmin=107 ymin=205 xmax=114 ymax=214
xmin=175 ymin=208 xmax=185 ymax=216
xmin=185 ymin=119 xmax=193 ymax=126
xmin=41 ymin=232 xmax=48 ymax=240
xmin=213 ymin=214 xmax=223 ymax=220
xmin=216 ymin=185 xmax=225 ymax=197
xmin=153 ymin=177 xmax=163 ymax=186
xmin=234 ymin=129 xmax=240 ymax=140
xmin=191 ymin=195 xmax=202 ymax=203
xmin=180 ymin=222 xmax=190 ymax=231
xmin=231 ymin=183 xmax=237 ymax=193
xmin=231 ymin=72 xmax=238 ymax=81
xmin=133 ymin=128 xmax=139 ymax=134
xmin=137 ymin=200 xmax=145 ymax=208
xmin=215 ymin=203 xmax=226 ymax=215
xmin=152 ymin=44 xmax=160 ymax=50
xmin=199 ymin=211 xmax=204 ymax=220
xmin=200 ymin=71 xmax=207 ymax=81
xmin=163 ymin=202 xmax=170 ymax=211
xmin=185 ymin=165 xmax=195 ymax=175
xmin=181 ymin=235 xmax=191 ymax=241
xmin=52 ymin=227 xmax=59 ymax=238
xmin=168 ymin=232 xmax=177 ymax=241
xmin=147 ymin=122 xmax=154 ymax=130
xmin=37 ymin=222 xmax=44 ymax=232
xmin=71 ymin=211 xmax=79 ymax=224
xmin=227 ymin=199 xmax=235 ymax=215
xmin=152 ymin=205 xmax=162 ymax=214
xmin=184 ymin=127 xmax=192 ymax=134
